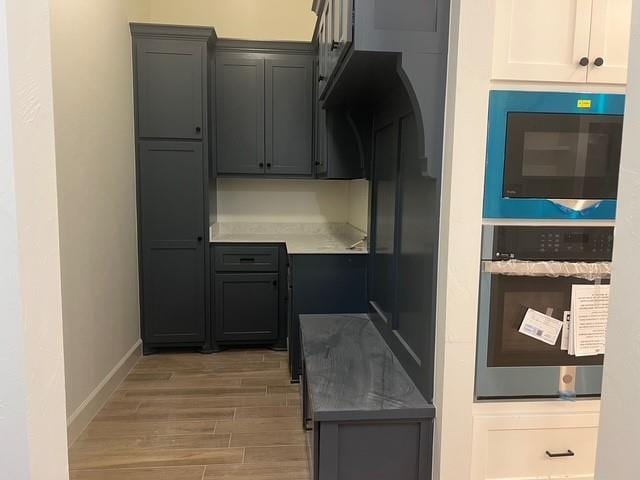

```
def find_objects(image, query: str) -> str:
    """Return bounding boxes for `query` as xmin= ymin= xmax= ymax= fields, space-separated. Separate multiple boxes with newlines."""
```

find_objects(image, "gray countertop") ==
xmin=209 ymin=223 xmax=368 ymax=255
xmin=300 ymin=314 xmax=434 ymax=421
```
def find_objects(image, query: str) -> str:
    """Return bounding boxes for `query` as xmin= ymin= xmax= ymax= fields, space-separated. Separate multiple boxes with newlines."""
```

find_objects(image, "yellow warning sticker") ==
xmin=577 ymin=99 xmax=592 ymax=109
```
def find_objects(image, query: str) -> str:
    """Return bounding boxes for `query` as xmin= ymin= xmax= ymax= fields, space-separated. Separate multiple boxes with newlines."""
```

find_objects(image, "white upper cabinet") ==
xmin=492 ymin=0 xmax=632 ymax=85
xmin=587 ymin=0 xmax=633 ymax=84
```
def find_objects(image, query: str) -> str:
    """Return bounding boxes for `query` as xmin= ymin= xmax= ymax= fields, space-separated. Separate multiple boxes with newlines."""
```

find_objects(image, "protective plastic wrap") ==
xmin=482 ymin=260 xmax=611 ymax=281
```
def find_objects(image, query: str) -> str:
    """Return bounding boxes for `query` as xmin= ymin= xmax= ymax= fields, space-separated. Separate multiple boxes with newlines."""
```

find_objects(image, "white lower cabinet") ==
xmin=472 ymin=410 xmax=599 ymax=480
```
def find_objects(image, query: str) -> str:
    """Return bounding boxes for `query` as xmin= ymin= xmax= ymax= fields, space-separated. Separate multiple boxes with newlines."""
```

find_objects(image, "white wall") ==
xmin=131 ymin=0 xmax=316 ymax=41
xmin=50 ymin=0 xmax=141 ymax=439
xmin=595 ymin=2 xmax=640 ymax=477
xmin=434 ymin=1 xmax=493 ymax=478
xmin=1 ymin=0 xmax=69 ymax=477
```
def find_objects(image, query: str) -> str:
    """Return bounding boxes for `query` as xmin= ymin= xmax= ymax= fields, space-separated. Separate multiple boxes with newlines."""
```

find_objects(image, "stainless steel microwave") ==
xmin=484 ymin=91 xmax=625 ymax=220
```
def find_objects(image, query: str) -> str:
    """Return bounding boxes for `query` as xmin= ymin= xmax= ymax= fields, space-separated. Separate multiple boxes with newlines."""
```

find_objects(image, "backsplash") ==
xmin=215 ymin=178 xmax=369 ymax=232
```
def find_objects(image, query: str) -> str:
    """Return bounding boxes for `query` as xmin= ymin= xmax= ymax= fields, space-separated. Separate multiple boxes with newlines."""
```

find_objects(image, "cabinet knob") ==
xmin=266 ymin=163 xmax=272 ymax=168
xmin=331 ymin=41 xmax=340 ymax=51
xmin=197 ymin=236 xmax=203 ymax=242
xmin=594 ymin=57 xmax=604 ymax=67
xmin=272 ymin=280 xmax=278 ymax=287
xmin=259 ymin=162 xmax=264 ymax=168
xmin=195 ymin=126 xmax=202 ymax=133
xmin=315 ymin=161 xmax=321 ymax=166
xmin=579 ymin=57 xmax=589 ymax=67
xmin=318 ymin=75 xmax=327 ymax=82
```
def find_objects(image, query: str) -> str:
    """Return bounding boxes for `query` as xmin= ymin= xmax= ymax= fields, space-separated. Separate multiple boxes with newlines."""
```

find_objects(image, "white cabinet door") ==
xmin=587 ymin=0 xmax=632 ymax=84
xmin=492 ymin=0 xmax=593 ymax=82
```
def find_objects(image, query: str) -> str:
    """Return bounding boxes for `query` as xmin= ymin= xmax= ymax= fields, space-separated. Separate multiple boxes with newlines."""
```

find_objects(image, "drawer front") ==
xmin=214 ymin=245 xmax=279 ymax=272
xmin=475 ymin=415 xmax=598 ymax=480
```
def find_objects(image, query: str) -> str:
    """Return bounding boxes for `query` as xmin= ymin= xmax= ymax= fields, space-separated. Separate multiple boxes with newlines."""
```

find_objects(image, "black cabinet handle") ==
xmin=272 ymin=280 xmax=278 ymax=287
xmin=579 ymin=57 xmax=589 ymax=67
xmin=239 ymin=258 xmax=256 ymax=263
xmin=318 ymin=75 xmax=326 ymax=82
xmin=259 ymin=162 xmax=264 ymax=168
xmin=266 ymin=163 xmax=272 ymax=168
xmin=197 ymin=236 xmax=203 ymax=242
xmin=315 ymin=161 xmax=321 ymax=166
xmin=546 ymin=450 xmax=575 ymax=458
xmin=331 ymin=41 xmax=340 ymax=51
xmin=195 ymin=126 xmax=201 ymax=133
xmin=594 ymin=57 xmax=604 ymax=67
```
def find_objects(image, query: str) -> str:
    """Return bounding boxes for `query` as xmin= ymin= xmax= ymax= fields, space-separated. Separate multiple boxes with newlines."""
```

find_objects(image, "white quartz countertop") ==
xmin=209 ymin=223 xmax=368 ymax=255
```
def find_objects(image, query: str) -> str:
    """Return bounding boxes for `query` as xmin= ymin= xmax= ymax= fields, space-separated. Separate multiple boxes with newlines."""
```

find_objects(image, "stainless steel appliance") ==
xmin=484 ymin=91 xmax=625 ymax=220
xmin=475 ymin=225 xmax=614 ymax=400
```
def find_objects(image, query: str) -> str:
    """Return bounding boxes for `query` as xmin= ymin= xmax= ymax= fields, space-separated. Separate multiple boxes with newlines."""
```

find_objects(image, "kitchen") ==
xmin=1 ymin=1 xmax=639 ymax=480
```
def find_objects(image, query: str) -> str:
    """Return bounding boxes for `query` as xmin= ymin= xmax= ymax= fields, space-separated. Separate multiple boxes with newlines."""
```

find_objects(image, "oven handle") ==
xmin=482 ymin=260 xmax=611 ymax=281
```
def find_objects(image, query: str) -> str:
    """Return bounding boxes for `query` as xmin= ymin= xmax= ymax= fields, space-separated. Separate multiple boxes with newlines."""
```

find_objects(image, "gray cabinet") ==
xmin=215 ymin=54 xmax=265 ymax=174
xmin=300 ymin=315 xmax=435 ymax=480
xmin=214 ymin=41 xmax=314 ymax=177
xmin=211 ymin=243 xmax=288 ymax=349
xmin=138 ymin=141 xmax=207 ymax=345
xmin=214 ymin=273 xmax=279 ymax=342
xmin=134 ymin=33 xmax=208 ymax=140
xmin=131 ymin=24 xmax=215 ymax=353
xmin=288 ymin=254 xmax=368 ymax=382
xmin=266 ymin=58 xmax=313 ymax=175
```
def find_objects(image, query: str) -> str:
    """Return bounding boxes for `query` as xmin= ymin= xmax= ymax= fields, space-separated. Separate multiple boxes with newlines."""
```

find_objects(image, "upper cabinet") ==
xmin=134 ymin=27 xmax=212 ymax=139
xmin=215 ymin=54 xmax=266 ymax=175
xmin=214 ymin=42 xmax=314 ymax=177
xmin=265 ymin=58 xmax=314 ymax=176
xmin=492 ymin=0 xmax=632 ymax=85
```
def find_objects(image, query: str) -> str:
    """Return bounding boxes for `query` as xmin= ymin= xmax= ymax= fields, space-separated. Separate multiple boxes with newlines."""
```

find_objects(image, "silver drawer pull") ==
xmin=546 ymin=449 xmax=575 ymax=458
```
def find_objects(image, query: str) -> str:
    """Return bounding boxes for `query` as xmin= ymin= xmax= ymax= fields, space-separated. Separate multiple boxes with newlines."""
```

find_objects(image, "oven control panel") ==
xmin=492 ymin=226 xmax=614 ymax=261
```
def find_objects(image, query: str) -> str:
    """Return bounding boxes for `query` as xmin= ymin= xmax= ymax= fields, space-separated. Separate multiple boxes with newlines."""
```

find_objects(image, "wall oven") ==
xmin=475 ymin=225 xmax=613 ymax=400
xmin=484 ymin=91 xmax=625 ymax=219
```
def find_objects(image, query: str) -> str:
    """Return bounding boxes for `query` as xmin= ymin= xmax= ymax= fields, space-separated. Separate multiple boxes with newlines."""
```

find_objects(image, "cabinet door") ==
xmin=587 ymin=0 xmax=632 ymax=84
xmin=138 ymin=141 xmax=206 ymax=344
xmin=136 ymin=39 xmax=204 ymax=139
xmin=333 ymin=0 xmax=353 ymax=55
xmin=492 ymin=0 xmax=592 ymax=82
xmin=216 ymin=55 xmax=265 ymax=175
xmin=370 ymin=120 xmax=399 ymax=323
xmin=266 ymin=57 xmax=313 ymax=175
xmin=214 ymin=273 xmax=279 ymax=342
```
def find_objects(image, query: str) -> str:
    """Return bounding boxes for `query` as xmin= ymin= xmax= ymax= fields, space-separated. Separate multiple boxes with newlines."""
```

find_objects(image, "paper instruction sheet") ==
xmin=570 ymin=284 xmax=610 ymax=357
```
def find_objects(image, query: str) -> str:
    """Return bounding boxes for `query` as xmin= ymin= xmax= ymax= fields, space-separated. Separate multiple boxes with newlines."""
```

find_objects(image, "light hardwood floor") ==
xmin=68 ymin=349 xmax=310 ymax=480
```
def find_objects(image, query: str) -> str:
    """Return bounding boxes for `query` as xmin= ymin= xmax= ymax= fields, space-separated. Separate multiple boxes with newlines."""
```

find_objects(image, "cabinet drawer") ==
xmin=477 ymin=415 xmax=598 ymax=480
xmin=214 ymin=246 xmax=279 ymax=272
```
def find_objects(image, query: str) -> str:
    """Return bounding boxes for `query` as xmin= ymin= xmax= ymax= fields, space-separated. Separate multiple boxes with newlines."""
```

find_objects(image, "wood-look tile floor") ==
xmin=68 ymin=349 xmax=310 ymax=480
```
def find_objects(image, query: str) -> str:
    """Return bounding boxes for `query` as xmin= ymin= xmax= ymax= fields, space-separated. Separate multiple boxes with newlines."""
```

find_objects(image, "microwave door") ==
xmin=503 ymin=112 xmax=622 ymax=201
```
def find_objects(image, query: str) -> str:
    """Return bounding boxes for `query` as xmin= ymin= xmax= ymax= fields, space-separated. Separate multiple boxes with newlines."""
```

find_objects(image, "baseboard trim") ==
xmin=66 ymin=339 xmax=142 ymax=445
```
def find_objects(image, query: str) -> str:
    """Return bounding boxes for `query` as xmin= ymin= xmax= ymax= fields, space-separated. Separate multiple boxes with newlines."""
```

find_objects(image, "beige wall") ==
xmin=2 ymin=0 xmax=69 ymax=477
xmin=130 ymin=0 xmax=316 ymax=41
xmin=217 ymin=178 xmax=368 ymax=230
xmin=50 ymin=0 xmax=141 ymax=436
xmin=348 ymin=180 xmax=370 ymax=233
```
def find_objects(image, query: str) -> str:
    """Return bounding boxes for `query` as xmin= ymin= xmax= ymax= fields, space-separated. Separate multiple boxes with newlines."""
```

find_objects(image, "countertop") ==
xmin=209 ymin=223 xmax=368 ymax=254
xmin=300 ymin=314 xmax=434 ymax=421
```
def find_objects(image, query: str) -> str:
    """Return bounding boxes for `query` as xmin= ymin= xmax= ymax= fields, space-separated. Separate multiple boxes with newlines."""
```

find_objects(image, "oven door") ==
xmin=476 ymin=271 xmax=605 ymax=400
xmin=503 ymin=112 xmax=622 ymax=200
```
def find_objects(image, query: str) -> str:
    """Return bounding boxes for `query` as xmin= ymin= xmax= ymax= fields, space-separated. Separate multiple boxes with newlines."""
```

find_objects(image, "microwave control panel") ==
xmin=492 ymin=226 xmax=614 ymax=261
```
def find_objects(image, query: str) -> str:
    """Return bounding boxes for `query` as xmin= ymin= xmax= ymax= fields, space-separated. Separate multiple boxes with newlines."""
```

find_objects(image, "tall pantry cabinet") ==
xmin=131 ymin=24 xmax=216 ymax=353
